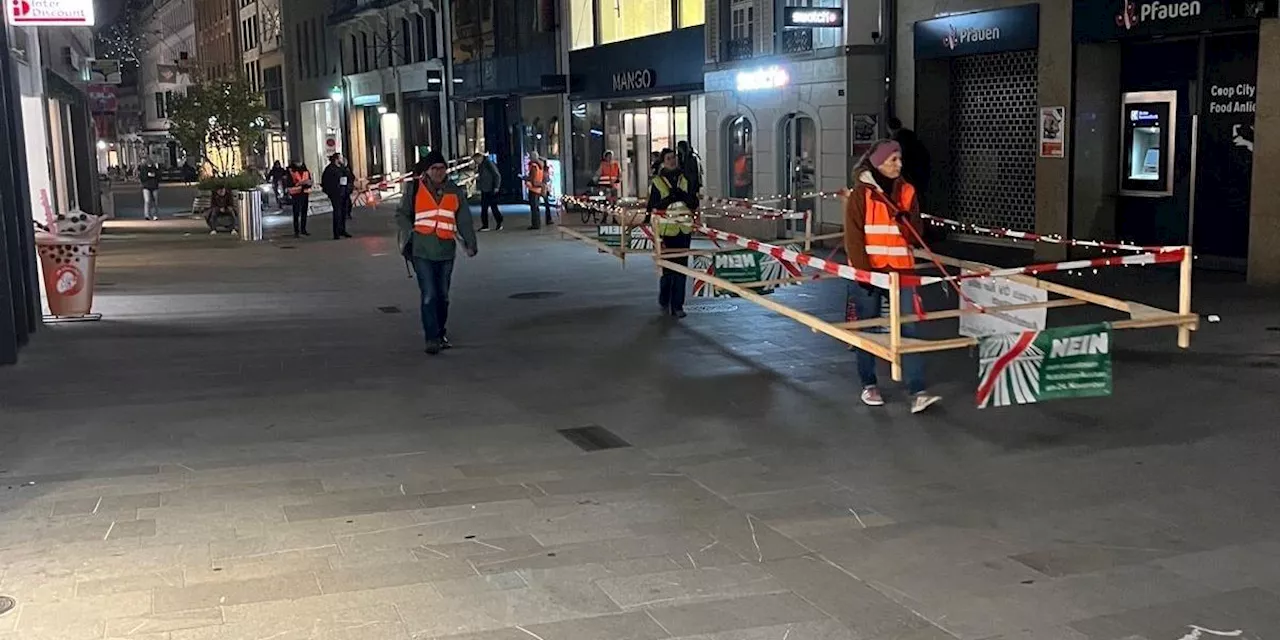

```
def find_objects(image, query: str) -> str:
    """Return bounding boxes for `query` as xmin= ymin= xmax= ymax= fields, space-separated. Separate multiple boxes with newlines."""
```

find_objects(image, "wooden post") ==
xmin=1178 ymin=246 xmax=1193 ymax=348
xmin=804 ymin=210 xmax=813 ymax=252
xmin=889 ymin=271 xmax=903 ymax=382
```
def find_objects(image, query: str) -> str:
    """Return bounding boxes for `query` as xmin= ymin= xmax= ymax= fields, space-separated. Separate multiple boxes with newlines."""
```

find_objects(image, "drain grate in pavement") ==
xmin=377 ymin=306 xmax=402 ymax=314
xmin=558 ymin=426 xmax=631 ymax=452
xmin=279 ymin=245 xmax=296 ymax=250
xmin=509 ymin=291 xmax=564 ymax=300
xmin=0 ymin=596 xmax=15 ymax=616
xmin=684 ymin=303 xmax=739 ymax=314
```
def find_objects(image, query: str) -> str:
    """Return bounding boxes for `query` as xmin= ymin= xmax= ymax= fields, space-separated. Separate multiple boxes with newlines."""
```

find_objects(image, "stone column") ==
xmin=1248 ymin=19 xmax=1280 ymax=284
xmin=1033 ymin=0 xmax=1073 ymax=262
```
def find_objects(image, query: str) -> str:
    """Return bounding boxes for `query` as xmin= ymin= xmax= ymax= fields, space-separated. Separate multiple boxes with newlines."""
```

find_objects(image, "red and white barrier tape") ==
xmin=942 ymin=249 xmax=1187 ymax=282
xmin=701 ymin=198 xmax=808 ymax=220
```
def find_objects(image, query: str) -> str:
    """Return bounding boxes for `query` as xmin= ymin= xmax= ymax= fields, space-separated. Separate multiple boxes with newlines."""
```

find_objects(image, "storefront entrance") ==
xmin=780 ymin=114 xmax=817 ymax=219
xmin=603 ymin=98 xmax=690 ymax=198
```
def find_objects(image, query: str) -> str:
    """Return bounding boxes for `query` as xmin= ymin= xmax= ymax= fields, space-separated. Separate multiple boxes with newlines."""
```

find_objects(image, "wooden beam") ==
xmin=836 ymin=298 xmax=1087 ymax=329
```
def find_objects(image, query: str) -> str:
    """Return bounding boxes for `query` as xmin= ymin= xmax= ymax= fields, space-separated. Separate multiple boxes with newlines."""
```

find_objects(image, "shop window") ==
xmin=678 ymin=0 xmax=704 ymax=28
xmin=401 ymin=18 xmax=412 ymax=64
xmin=571 ymin=102 xmax=605 ymax=189
xmin=780 ymin=114 xmax=817 ymax=217
xmin=727 ymin=1 xmax=753 ymax=60
xmin=725 ymin=116 xmax=753 ymax=199
xmin=598 ymin=0 xmax=672 ymax=45
xmin=570 ymin=0 xmax=594 ymax=50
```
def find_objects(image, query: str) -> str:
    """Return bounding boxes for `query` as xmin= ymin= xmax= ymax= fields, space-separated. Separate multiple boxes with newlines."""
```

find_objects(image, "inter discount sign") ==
xmin=976 ymin=323 xmax=1113 ymax=408
xmin=8 ymin=0 xmax=95 ymax=26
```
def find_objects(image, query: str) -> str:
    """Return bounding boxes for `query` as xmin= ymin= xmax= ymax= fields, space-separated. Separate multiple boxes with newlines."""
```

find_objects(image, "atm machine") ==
xmin=1120 ymin=90 xmax=1176 ymax=198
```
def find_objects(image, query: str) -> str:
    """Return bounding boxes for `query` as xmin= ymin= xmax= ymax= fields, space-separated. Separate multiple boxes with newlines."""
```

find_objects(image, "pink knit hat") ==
xmin=869 ymin=141 xmax=902 ymax=168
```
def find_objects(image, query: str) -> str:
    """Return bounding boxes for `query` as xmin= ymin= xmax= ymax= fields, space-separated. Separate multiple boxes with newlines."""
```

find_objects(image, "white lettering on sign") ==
xmin=1050 ymin=332 xmax=1110 ymax=358
xmin=612 ymin=69 xmax=654 ymax=92
xmin=1117 ymin=0 xmax=1201 ymax=30
xmin=790 ymin=9 xmax=840 ymax=25
xmin=1208 ymin=83 xmax=1258 ymax=115
xmin=715 ymin=253 xmax=758 ymax=269
xmin=7 ymin=0 xmax=96 ymax=26
xmin=942 ymin=23 xmax=1001 ymax=51
xmin=736 ymin=66 xmax=789 ymax=92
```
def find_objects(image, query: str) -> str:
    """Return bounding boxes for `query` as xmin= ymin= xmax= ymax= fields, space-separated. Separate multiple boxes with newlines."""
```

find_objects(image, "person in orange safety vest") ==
xmin=286 ymin=161 xmax=313 ymax=238
xmin=596 ymin=150 xmax=622 ymax=195
xmin=525 ymin=153 xmax=553 ymax=229
xmin=842 ymin=139 xmax=940 ymax=415
xmin=396 ymin=150 xmax=478 ymax=355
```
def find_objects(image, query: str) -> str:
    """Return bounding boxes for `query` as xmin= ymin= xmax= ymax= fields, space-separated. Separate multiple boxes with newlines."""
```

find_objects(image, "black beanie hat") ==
xmin=423 ymin=150 xmax=447 ymax=168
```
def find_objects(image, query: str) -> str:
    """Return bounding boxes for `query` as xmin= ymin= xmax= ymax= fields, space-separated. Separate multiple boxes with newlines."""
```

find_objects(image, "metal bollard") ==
xmin=236 ymin=190 xmax=263 ymax=241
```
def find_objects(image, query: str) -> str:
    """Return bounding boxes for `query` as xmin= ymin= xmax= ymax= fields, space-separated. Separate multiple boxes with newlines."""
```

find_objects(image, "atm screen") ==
xmin=1121 ymin=92 xmax=1176 ymax=196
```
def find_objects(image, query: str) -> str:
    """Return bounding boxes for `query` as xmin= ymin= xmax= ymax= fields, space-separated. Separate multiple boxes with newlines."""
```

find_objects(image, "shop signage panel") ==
xmin=1073 ymin=0 xmax=1274 ymax=42
xmin=1194 ymin=33 xmax=1258 ymax=259
xmin=914 ymin=4 xmax=1039 ymax=59
xmin=783 ymin=6 xmax=844 ymax=27
xmin=977 ymin=323 xmax=1113 ymax=408
xmin=612 ymin=69 xmax=655 ymax=93
xmin=568 ymin=26 xmax=705 ymax=99
xmin=8 ymin=0 xmax=95 ymax=26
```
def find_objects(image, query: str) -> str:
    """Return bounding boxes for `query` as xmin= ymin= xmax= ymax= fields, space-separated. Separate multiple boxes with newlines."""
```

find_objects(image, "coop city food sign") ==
xmin=8 ymin=0 xmax=95 ymax=26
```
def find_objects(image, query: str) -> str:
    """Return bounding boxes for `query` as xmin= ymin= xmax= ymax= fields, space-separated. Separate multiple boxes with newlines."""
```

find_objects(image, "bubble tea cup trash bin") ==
xmin=35 ymin=209 xmax=105 ymax=318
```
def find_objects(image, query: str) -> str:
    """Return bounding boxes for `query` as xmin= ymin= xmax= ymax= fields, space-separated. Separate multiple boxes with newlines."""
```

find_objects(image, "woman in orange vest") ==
xmin=843 ymin=139 xmax=940 ymax=414
xmin=525 ymin=153 xmax=553 ymax=229
xmin=285 ymin=160 xmax=313 ymax=238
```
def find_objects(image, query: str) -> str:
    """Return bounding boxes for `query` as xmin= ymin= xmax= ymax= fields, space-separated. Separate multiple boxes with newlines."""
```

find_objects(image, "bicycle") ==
xmin=579 ymin=184 xmax=618 ymax=225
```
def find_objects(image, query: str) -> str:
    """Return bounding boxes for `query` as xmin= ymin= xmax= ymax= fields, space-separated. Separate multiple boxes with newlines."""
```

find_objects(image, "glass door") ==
xmin=782 ymin=114 xmax=817 ymax=227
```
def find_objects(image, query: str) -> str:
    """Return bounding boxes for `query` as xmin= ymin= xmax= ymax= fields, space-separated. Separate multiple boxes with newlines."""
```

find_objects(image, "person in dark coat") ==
xmin=321 ymin=153 xmax=355 ymax=239
xmin=267 ymin=160 xmax=289 ymax=206
xmin=888 ymin=117 xmax=932 ymax=197
xmin=139 ymin=161 xmax=161 ymax=220
xmin=473 ymin=152 xmax=503 ymax=231
xmin=676 ymin=141 xmax=703 ymax=197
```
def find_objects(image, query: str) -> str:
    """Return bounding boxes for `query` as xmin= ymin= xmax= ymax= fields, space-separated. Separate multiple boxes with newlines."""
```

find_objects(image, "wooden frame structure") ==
xmin=560 ymin=198 xmax=1198 ymax=382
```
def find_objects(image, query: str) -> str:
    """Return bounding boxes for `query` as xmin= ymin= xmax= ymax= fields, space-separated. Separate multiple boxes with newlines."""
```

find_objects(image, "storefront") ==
xmin=1072 ymin=0 xmax=1270 ymax=270
xmin=568 ymin=27 xmax=704 ymax=199
xmin=910 ymin=4 xmax=1043 ymax=233
xmin=298 ymin=98 xmax=344 ymax=177
xmin=703 ymin=55 xmax=858 ymax=229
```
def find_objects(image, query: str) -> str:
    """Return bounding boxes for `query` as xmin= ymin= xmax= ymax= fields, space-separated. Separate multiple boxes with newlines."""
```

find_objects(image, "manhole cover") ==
xmin=377 ymin=306 xmax=402 ymax=314
xmin=683 ymin=303 xmax=739 ymax=314
xmin=0 ymin=596 xmax=15 ymax=616
xmin=509 ymin=291 xmax=563 ymax=300
xmin=278 ymin=245 xmax=296 ymax=250
xmin=558 ymin=426 xmax=631 ymax=452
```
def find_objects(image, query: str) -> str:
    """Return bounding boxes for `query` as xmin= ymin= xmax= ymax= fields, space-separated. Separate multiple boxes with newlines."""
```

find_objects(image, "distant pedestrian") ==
xmin=321 ymin=153 xmax=354 ymax=239
xmin=268 ymin=160 xmax=288 ymax=206
xmin=649 ymin=151 xmax=662 ymax=177
xmin=842 ymin=139 xmax=939 ymax=414
xmin=286 ymin=160 xmax=313 ymax=238
xmin=139 ymin=161 xmax=161 ymax=220
xmin=397 ymin=150 xmax=478 ymax=355
xmin=888 ymin=117 xmax=932 ymax=197
xmin=524 ymin=152 xmax=553 ymax=229
xmin=473 ymin=152 xmax=503 ymax=231
xmin=646 ymin=148 xmax=699 ymax=319
xmin=677 ymin=141 xmax=703 ymax=197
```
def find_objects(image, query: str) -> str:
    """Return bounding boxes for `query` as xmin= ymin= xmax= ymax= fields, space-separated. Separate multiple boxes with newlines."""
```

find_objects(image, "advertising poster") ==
xmin=1039 ymin=106 xmax=1065 ymax=158
xmin=1195 ymin=33 xmax=1257 ymax=259
xmin=977 ymin=323 xmax=1113 ymax=409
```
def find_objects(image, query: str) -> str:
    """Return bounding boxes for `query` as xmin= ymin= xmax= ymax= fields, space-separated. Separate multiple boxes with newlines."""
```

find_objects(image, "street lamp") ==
xmin=96 ymin=140 xmax=108 ymax=150
xmin=330 ymin=86 xmax=343 ymax=103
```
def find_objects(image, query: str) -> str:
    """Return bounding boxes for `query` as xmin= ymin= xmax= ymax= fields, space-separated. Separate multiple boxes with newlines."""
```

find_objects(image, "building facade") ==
xmin=138 ymin=0 xmax=197 ymax=167
xmin=330 ymin=0 xmax=448 ymax=182
xmin=453 ymin=0 xmax=562 ymax=202
xmin=702 ymin=0 xmax=877 ymax=232
xmin=240 ymin=0 xmax=287 ymax=167
xmin=897 ymin=0 xmax=1280 ymax=283
xmin=280 ymin=0 xmax=344 ymax=174
xmin=194 ymin=0 xmax=241 ymax=80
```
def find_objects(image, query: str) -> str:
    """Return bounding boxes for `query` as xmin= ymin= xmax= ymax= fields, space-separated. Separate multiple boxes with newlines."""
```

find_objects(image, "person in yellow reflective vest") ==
xmin=645 ymin=148 xmax=699 ymax=319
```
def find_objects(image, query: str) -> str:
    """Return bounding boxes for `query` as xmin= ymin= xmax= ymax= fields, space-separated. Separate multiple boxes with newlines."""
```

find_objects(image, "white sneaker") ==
xmin=911 ymin=394 xmax=941 ymax=414
xmin=209 ymin=230 xmax=217 ymax=235
xmin=860 ymin=386 xmax=884 ymax=407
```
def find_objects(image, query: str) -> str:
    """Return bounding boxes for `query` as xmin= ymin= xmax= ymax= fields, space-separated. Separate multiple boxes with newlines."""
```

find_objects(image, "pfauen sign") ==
xmin=914 ymin=4 xmax=1039 ymax=60
xmin=612 ymin=69 xmax=654 ymax=93
xmin=1074 ymin=0 xmax=1272 ymax=41
xmin=7 ymin=0 xmax=95 ymax=26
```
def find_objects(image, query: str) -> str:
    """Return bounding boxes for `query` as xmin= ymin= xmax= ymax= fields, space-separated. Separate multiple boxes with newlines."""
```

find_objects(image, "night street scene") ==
xmin=1 ymin=0 xmax=1280 ymax=638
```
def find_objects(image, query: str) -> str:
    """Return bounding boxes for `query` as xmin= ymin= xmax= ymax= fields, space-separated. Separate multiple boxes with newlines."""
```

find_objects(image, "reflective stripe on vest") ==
xmin=652 ymin=175 xmax=694 ymax=236
xmin=413 ymin=182 xmax=460 ymax=240
xmin=863 ymin=182 xmax=916 ymax=270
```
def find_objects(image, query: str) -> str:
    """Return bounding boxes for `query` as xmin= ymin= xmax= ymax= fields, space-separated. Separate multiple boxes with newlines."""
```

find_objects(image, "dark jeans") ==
xmin=480 ymin=191 xmax=503 ymax=228
xmin=205 ymin=207 xmax=236 ymax=232
xmin=329 ymin=194 xmax=350 ymax=237
xmin=847 ymin=282 xmax=926 ymax=394
xmin=658 ymin=232 xmax=692 ymax=312
xmin=410 ymin=256 xmax=455 ymax=343
xmin=529 ymin=193 xmax=551 ymax=228
xmin=291 ymin=194 xmax=309 ymax=234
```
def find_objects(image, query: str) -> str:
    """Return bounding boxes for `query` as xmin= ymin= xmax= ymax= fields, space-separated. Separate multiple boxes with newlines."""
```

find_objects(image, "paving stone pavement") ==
xmin=1 ymin=205 xmax=1278 ymax=640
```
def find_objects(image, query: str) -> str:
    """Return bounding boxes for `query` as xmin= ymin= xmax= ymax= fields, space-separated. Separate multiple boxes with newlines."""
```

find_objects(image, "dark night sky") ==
xmin=98 ymin=0 xmax=129 ymax=25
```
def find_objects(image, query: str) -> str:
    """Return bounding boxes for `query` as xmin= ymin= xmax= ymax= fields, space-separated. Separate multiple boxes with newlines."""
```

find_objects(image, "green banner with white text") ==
xmin=977 ymin=323 xmax=1113 ymax=408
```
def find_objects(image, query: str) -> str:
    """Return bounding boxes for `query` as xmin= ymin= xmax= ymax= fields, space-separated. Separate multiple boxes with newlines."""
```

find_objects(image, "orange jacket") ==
xmin=288 ymin=169 xmax=312 ymax=195
xmin=526 ymin=162 xmax=545 ymax=195
xmin=843 ymin=171 xmax=920 ymax=272
xmin=413 ymin=181 xmax=459 ymax=240
xmin=597 ymin=160 xmax=621 ymax=186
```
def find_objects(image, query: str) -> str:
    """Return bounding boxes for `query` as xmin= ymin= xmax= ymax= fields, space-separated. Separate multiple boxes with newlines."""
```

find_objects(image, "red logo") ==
xmin=11 ymin=0 xmax=32 ymax=19
xmin=53 ymin=265 xmax=84 ymax=297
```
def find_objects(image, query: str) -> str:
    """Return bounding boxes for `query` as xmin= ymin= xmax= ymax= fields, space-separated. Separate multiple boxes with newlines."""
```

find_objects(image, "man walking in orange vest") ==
xmin=397 ymin=151 xmax=478 ymax=355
